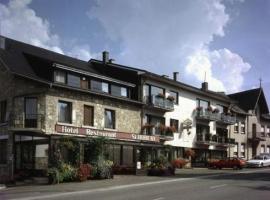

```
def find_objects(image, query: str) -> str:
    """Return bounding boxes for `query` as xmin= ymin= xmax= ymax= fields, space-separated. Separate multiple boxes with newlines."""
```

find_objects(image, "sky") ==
xmin=0 ymin=0 xmax=270 ymax=108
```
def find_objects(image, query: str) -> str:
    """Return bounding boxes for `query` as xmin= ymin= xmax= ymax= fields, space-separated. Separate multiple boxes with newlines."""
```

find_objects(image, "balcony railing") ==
xmin=144 ymin=95 xmax=174 ymax=111
xmin=195 ymin=110 xmax=236 ymax=125
xmin=142 ymin=126 xmax=174 ymax=141
xmin=9 ymin=113 xmax=45 ymax=130
xmin=196 ymin=134 xmax=235 ymax=146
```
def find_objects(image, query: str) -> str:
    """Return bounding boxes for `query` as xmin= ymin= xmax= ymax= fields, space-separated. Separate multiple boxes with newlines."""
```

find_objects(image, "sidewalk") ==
xmin=0 ymin=168 xmax=257 ymax=200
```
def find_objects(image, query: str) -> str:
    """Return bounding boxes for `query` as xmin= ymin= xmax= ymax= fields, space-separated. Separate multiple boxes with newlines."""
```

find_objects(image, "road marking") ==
xmin=152 ymin=197 xmax=165 ymax=200
xmin=210 ymin=184 xmax=227 ymax=189
xmin=9 ymin=168 xmax=270 ymax=200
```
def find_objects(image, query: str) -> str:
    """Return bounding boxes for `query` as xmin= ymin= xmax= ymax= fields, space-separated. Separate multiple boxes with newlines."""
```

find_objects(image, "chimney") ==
xmin=201 ymin=82 xmax=208 ymax=91
xmin=173 ymin=72 xmax=179 ymax=81
xmin=0 ymin=37 xmax=5 ymax=50
xmin=102 ymin=51 xmax=109 ymax=64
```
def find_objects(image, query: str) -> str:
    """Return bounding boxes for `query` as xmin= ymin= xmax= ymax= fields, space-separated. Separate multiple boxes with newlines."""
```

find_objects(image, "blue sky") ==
xmin=0 ymin=0 xmax=270 ymax=108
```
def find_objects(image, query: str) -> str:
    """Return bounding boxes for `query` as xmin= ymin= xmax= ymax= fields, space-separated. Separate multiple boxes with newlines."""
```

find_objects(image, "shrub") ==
xmin=77 ymin=164 xmax=92 ymax=182
xmin=171 ymin=159 xmax=188 ymax=168
xmin=59 ymin=163 xmax=77 ymax=182
xmin=93 ymin=158 xmax=113 ymax=179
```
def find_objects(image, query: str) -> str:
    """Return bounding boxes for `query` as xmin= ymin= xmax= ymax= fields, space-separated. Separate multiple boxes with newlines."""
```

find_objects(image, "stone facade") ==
xmin=45 ymin=88 xmax=142 ymax=135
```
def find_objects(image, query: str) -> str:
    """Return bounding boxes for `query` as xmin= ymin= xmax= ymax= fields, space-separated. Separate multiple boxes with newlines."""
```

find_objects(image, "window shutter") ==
xmin=84 ymin=106 xmax=93 ymax=126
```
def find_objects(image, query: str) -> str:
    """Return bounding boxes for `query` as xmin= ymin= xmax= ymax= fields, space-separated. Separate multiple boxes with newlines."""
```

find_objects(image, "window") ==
xmin=261 ymin=126 xmax=265 ymax=137
xmin=104 ymin=109 xmax=115 ymax=129
xmin=84 ymin=105 xmax=94 ymax=126
xmin=170 ymin=119 xmax=179 ymax=132
xmin=0 ymin=100 xmax=7 ymax=123
xmin=151 ymin=85 xmax=164 ymax=96
xmin=145 ymin=115 xmax=165 ymax=135
xmin=234 ymin=142 xmax=238 ymax=157
xmin=111 ymin=85 xmax=128 ymax=97
xmin=261 ymin=145 xmax=265 ymax=154
xmin=54 ymin=70 xmax=66 ymax=83
xmin=0 ymin=139 xmax=7 ymax=164
xmin=168 ymin=91 xmax=178 ymax=104
xmin=267 ymin=127 xmax=270 ymax=137
xmin=240 ymin=122 xmax=245 ymax=134
xmin=240 ymin=143 xmax=245 ymax=158
xmin=196 ymin=99 xmax=209 ymax=110
xmin=267 ymin=146 xmax=270 ymax=153
xmin=234 ymin=123 xmax=239 ymax=133
xmin=67 ymin=74 xmax=80 ymax=88
xmin=58 ymin=101 xmax=72 ymax=123
xmin=216 ymin=105 xmax=224 ymax=114
xmin=25 ymin=97 xmax=37 ymax=128
xmin=91 ymin=80 xmax=109 ymax=93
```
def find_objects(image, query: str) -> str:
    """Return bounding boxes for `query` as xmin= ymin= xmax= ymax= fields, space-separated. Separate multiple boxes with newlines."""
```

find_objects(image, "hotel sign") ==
xmin=55 ymin=125 xmax=160 ymax=143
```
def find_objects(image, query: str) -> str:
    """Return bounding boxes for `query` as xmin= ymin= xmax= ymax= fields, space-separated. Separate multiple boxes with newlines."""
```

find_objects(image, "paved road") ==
xmin=2 ymin=168 xmax=270 ymax=200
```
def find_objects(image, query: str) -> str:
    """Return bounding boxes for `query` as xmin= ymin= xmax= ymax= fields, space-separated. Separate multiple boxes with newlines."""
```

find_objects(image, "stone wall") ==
xmin=45 ymin=88 xmax=142 ymax=135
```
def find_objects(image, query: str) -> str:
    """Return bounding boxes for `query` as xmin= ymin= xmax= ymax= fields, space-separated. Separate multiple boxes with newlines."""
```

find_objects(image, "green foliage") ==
xmin=93 ymin=157 xmax=113 ymax=179
xmin=84 ymin=137 xmax=108 ymax=164
xmin=47 ymin=163 xmax=77 ymax=184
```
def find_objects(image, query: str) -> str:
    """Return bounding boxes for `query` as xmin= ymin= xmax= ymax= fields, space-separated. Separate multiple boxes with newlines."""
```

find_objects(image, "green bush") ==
xmin=48 ymin=163 xmax=77 ymax=184
xmin=93 ymin=158 xmax=113 ymax=179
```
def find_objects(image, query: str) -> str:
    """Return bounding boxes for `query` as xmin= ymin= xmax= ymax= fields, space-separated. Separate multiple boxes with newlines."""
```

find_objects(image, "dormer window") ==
xmin=111 ymin=85 xmax=128 ymax=97
xmin=67 ymin=74 xmax=80 ymax=88
xmin=91 ymin=80 xmax=109 ymax=93
xmin=54 ymin=70 xmax=66 ymax=84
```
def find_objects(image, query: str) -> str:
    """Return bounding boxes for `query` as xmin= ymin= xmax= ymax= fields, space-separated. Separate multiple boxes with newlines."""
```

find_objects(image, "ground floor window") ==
xmin=267 ymin=146 xmax=270 ymax=154
xmin=14 ymin=134 xmax=49 ymax=176
xmin=0 ymin=139 xmax=7 ymax=164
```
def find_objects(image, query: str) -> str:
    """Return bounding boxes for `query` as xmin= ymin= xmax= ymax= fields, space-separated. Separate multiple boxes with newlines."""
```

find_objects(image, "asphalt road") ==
xmin=3 ymin=168 xmax=270 ymax=200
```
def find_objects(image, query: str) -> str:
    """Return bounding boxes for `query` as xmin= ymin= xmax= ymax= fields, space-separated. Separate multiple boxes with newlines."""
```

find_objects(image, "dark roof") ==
xmin=89 ymin=60 xmax=233 ymax=104
xmin=229 ymin=88 xmax=269 ymax=114
xmin=0 ymin=36 xmax=100 ymax=81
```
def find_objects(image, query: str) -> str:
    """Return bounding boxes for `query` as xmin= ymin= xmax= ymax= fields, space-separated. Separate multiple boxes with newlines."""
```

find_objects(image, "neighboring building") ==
xmin=229 ymin=88 xmax=270 ymax=160
xmin=140 ymin=73 xmax=237 ymax=167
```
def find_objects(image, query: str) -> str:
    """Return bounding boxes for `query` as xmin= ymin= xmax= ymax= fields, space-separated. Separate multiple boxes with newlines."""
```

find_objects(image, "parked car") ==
xmin=246 ymin=155 xmax=270 ymax=167
xmin=208 ymin=157 xmax=246 ymax=169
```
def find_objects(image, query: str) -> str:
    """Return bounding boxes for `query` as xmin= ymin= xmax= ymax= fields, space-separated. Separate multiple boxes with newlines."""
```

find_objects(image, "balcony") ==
xmin=196 ymin=110 xmax=219 ymax=121
xmin=143 ymin=95 xmax=174 ymax=111
xmin=219 ymin=114 xmax=236 ymax=125
xmin=248 ymin=132 xmax=266 ymax=142
xmin=196 ymin=110 xmax=236 ymax=125
xmin=196 ymin=134 xmax=235 ymax=147
xmin=142 ymin=125 xmax=174 ymax=141
xmin=9 ymin=113 xmax=45 ymax=131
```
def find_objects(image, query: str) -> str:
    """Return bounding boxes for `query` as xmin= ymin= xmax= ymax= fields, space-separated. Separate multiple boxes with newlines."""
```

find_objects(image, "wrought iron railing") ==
xmin=144 ymin=95 xmax=174 ymax=110
xmin=9 ymin=113 xmax=45 ymax=129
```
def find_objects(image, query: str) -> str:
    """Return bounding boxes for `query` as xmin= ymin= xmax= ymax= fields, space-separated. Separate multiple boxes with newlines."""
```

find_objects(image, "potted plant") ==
xmin=213 ymin=108 xmax=220 ymax=113
xmin=184 ymin=148 xmax=195 ymax=168
xmin=206 ymin=106 xmax=213 ymax=112
xmin=167 ymin=95 xmax=175 ymax=101
xmin=156 ymin=93 xmax=165 ymax=98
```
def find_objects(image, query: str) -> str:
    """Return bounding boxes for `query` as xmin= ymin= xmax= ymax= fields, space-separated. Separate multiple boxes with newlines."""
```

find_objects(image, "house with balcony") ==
xmin=229 ymin=88 xmax=270 ymax=159
xmin=0 ymin=36 xmax=165 ymax=182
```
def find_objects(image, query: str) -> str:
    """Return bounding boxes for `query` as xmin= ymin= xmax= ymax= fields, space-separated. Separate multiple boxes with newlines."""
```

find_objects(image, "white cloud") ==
xmin=89 ymin=0 xmax=251 ymax=92
xmin=0 ymin=0 xmax=63 ymax=53
xmin=0 ymin=0 xmax=96 ymax=60
xmin=68 ymin=45 xmax=98 ymax=61
xmin=186 ymin=48 xmax=251 ymax=92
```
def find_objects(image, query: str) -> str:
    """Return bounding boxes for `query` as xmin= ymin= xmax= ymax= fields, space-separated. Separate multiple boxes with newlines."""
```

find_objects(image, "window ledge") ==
xmin=104 ymin=128 xmax=117 ymax=132
xmin=82 ymin=125 xmax=97 ymax=129
xmin=57 ymin=122 xmax=73 ymax=126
